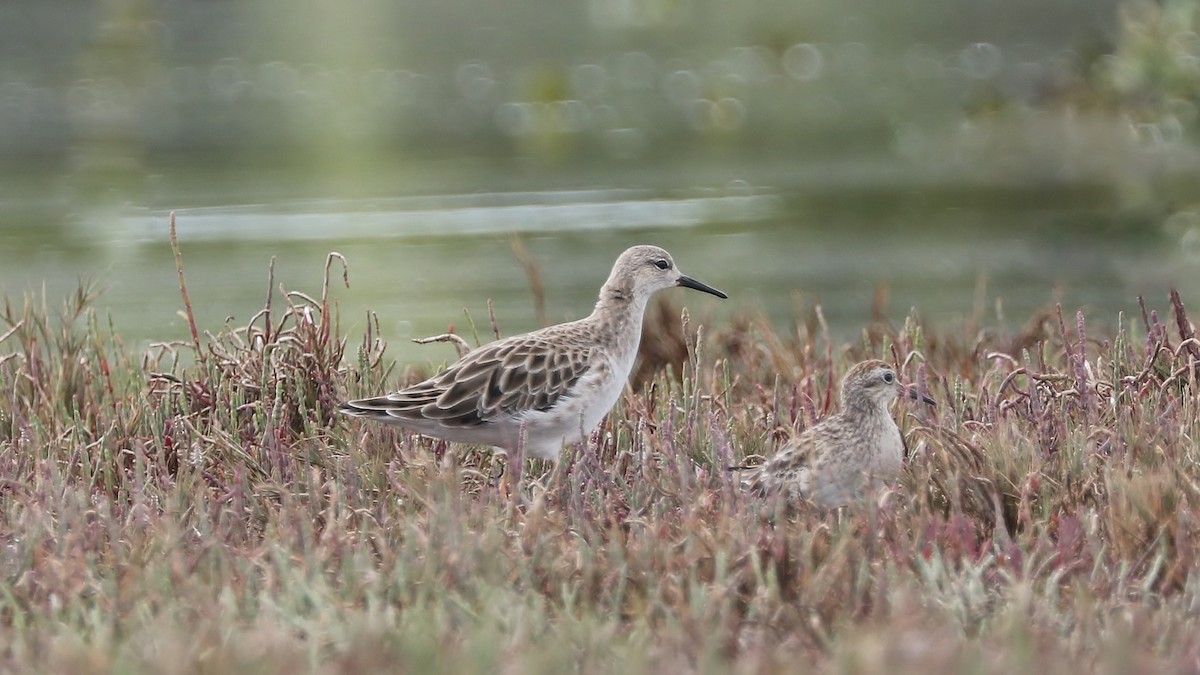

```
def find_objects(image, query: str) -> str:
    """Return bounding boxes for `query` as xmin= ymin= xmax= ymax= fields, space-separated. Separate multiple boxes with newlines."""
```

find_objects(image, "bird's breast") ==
xmin=873 ymin=420 xmax=905 ymax=474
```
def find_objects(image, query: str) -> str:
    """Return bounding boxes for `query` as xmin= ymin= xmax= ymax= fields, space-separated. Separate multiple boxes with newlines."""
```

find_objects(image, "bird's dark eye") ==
xmin=653 ymin=258 xmax=671 ymax=270
xmin=882 ymin=371 xmax=895 ymax=383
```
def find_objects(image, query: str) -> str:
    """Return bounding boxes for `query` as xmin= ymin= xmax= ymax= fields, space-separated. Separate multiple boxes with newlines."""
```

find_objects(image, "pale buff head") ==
xmin=599 ymin=245 xmax=727 ymax=303
xmin=839 ymin=359 xmax=935 ymax=409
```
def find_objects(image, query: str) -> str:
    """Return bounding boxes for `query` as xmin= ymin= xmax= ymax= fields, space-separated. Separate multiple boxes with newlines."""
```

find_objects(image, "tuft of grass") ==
xmin=2 ymin=246 xmax=1200 ymax=673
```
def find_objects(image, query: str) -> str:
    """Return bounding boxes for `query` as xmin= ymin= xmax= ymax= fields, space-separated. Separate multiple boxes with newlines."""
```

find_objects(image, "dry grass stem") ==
xmin=1 ymin=240 xmax=1199 ymax=673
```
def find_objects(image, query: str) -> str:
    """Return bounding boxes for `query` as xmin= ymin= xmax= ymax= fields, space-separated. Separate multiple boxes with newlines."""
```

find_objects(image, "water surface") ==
xmin=2 ymin=171 xmax=1193 ymax=364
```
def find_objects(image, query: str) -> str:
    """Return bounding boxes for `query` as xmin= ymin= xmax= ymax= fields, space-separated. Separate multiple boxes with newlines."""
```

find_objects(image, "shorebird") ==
xmin=735 ymin=359 xmax=935 ymax=510
xmin=340 ymin=245 xmax=727 ymax=460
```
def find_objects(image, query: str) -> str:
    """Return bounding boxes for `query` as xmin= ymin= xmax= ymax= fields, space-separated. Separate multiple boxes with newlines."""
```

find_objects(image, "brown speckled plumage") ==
xmin=738 ymin=359 xmax=933 ymax=509
xmin=349 ymin=327 xmax=596 ymax=429
xmin=341 ymin=245 xmax=727 ymax=460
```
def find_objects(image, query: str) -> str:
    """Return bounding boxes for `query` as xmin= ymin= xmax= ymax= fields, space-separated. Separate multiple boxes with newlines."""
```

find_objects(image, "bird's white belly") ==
xmin=516 ymin=351 xmax=634 ymax=460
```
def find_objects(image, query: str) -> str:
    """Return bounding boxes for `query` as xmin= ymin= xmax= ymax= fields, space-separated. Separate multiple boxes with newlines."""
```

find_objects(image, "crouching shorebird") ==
xmin=735 ymin=359 xmax=935 ymax=510
xmin=340 ymin=245 xmax=727 ymax=461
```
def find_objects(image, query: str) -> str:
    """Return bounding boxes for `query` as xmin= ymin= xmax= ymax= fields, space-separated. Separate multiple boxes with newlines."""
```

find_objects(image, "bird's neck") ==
xmin=588 ymin=285 xmax=650 ymax=349
xmin=841 ymin=395 xmax=890 ymax=420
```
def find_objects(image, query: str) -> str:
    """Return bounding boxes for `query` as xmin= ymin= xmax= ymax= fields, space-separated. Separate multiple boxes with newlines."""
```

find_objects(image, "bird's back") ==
xmin=340 ymin=321 xmax=598 ymax=433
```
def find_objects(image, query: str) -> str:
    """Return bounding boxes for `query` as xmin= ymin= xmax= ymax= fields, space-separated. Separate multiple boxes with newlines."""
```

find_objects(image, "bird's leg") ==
xmin=495 ymin=423 xmax=529 ymax=501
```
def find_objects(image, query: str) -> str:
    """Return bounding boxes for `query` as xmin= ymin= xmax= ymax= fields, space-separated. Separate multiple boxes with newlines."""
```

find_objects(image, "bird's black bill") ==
xmin=905 ymin=386 xmax=936 ymax=406
xmin=677 ymin=275 xmax=728 ymax=299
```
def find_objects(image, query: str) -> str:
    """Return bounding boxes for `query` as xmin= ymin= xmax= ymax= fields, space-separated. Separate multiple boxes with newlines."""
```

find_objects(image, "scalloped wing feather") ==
xmin=746 ymin=427 xmax=822 ymax=497
xmin=346 ymin=335 xmax=595 ymax=429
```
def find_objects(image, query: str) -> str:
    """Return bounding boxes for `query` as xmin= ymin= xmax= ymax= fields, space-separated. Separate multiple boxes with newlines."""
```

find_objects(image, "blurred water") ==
xmin=1 ymin=170 xmax=1195 ymax=364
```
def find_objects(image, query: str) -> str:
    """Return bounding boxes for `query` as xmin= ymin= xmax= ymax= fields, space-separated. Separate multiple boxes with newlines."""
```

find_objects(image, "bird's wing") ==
xmin=739 ymin=420 xmax=854 ymax=494
xmin=743 ymin=426 xmax=824 ymax=496
xmin=343 ymin=334 xmax=596 ymax=428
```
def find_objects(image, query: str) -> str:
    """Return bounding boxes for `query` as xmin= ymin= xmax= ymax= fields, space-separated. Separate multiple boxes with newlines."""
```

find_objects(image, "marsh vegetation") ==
xmin=2 ymin=241 xmax=1199 ymax=673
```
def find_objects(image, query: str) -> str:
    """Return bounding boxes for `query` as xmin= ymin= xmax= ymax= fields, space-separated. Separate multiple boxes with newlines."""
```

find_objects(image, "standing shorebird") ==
xmin=340 ymin=245 xmax=727 ymax=461
xmin=736 ymin=359 xmax=935 ymax=510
